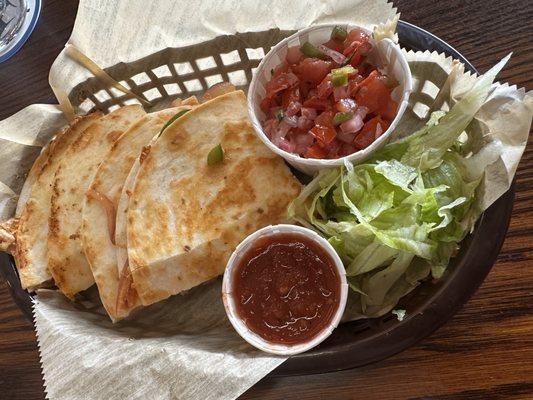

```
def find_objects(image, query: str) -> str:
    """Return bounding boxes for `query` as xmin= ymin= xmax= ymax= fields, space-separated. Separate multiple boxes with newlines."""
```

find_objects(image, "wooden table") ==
xmin=0 ymin=1 xmax=531 ymax=399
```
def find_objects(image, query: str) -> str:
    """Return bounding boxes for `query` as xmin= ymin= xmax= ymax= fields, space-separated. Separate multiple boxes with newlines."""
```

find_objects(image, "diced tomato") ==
xmin=349 ymin=53 xmax=362 ymax=67
xmin=272 ymin=61 xmax=290 ymax=77
xmin=354 ymin=116 xmax=385 ymax=150
xmin=282 ymin=86 xmax=301 ymax=109
xmin=305 ymin=144 xmax=328 ymax=159
xmin=377 ymin=98 xmax=398 ymax=121
xmin=314 ymin=110 xmax=335 ymax=127
xmin=260 ymin=97 xmax=271 ymax=113
xmin=286 ymin=46 xmax=304 ymax=65
xmin=310 ymin=125 xmax=336 ymax=145
xmin=293 ymin=58 xmax=333 ymax=84
xmin=343 ymin=28 xmax=370 ymax=56
xmin=355 ymin=71 xmax=390 ymax=114
xmin=299 ymin=80 xmax=312 ymax=98
xmin=323 ymin=39 xmax=344 ymax=53
xmin=303 ymin=95 xmax=331 ymax=110
xmin=323 ymin=138 xmax=342 ymax=158
xmin=344 ymin=28 xmax=369 ymax=47
xmin=259 ymin=26 xmax=395 ymax=159
xmin=265 ymin=72 xmax=299 ymax=99
xmin=316 ymin=75 xmax=333 ymax=98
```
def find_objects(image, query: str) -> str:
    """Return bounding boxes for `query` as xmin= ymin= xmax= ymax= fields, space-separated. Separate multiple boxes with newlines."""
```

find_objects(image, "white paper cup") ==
xmin=222 ymin=224 xmax=348 ymax=356
xmin=247 ymin=24 xmax=413 ymax=175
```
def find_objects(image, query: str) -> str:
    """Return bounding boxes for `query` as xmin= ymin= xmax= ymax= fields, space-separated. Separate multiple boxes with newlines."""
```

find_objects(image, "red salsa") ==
xmin=232 ymin=233 xmax=341 ymax=345
xmin=260 ymin=26 xmax=399 ymax=159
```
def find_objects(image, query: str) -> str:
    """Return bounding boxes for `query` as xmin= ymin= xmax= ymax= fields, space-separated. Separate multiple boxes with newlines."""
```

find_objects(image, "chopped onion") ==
xmin=86 ymin=188 xmax=116 ymax=244
xmin=337 ymin=131 xmax=355 ymax=143
xmin=374 ymin=123 xmax=383 ymax=139
xmin=297 ymin=116 xmax=314 ymax=130
xmin=283 ymin=115 xmax=299 ymax=127
xmin=336 ymin=98 xmax=357 ymax=112
xmin=333 ymin=85 xmax=349 ymax=101
xmin=317 ymin=44 xmax=346 ymax=64
xmin=324 ymin=139 xmax=342 ymax=158
xmin=278 ymin=121 xmax=292 ymax=138
xmin=263 ymin=118 xmax=279 ymax=139
xmin=203 ymin=82 xmax=235 ymax=101
xmin=278 ymin=137 xmax=296 ymax=153
xmin=285 ymin=101 xmax=302 ymax=117
xmin=355 ymin=105 xmax=369 ymax=120
xmin=294 ymin=134 xmax=314 ymax=155
xmin=301 ymin=107 xmax=317 ymax=120
xmin=340 ymin=114 xmax=364 ymax=134
xmin=286 ymin=46 xmax=303 ymax=64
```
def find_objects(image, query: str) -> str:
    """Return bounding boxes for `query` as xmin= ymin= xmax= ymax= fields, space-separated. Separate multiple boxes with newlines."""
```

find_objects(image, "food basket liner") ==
xmin=0 ymin=0 xmax=531 ymax=399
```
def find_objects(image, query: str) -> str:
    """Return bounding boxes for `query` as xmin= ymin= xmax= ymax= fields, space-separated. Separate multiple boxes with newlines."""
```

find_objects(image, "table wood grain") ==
xmin=0 ymin=0 xmax=531 ymax=399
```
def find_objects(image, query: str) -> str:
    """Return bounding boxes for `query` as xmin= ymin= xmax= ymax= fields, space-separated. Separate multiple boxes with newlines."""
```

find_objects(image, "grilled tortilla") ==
xmin=126 ymin=90 xmax=301 ymax=306
xmin=81 ymin=106 xmax=192 ymax=321
xmin=48 ymin=105 xmax=145 ymax=298
xmin=12 ymin=113 xmax=102 ymax=289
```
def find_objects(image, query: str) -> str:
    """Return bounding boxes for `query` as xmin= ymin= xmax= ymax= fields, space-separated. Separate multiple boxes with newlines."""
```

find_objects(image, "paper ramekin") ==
xmin=247 ymin=24 xmax=413 ymax=175
xmin=222 ymin=224 xmax=348 ymax=356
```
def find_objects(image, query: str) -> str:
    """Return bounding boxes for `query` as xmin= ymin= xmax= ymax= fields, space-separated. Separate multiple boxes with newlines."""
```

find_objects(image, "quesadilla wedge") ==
xmin=81 ymin=106 xmax=192 ymax=321
xmin=13 ymin=113 xmax=103 ymax=289
xmin=126 ymin=90 xmax=301 ymax=306
xmin=48 ymin=105 xmax=145 ymax=298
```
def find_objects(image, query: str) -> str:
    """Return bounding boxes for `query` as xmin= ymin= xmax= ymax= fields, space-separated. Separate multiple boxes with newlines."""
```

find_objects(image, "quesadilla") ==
xmin=81 ymin=106 xmax=193 ymax=321
xmin=48 ymin=105 xmax=145 ymax=298
xmin=10 ymin=113 xmax=103 ymax=289
xmin=126 ymin=90 xmax=301 ymax=306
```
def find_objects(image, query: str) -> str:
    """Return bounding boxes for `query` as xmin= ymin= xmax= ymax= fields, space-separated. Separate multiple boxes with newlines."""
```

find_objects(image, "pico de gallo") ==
xmin=260 ymin=26 xmax=399 ymax=159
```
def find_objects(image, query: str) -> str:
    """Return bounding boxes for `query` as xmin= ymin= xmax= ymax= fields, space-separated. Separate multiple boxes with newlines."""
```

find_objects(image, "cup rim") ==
xmin=247 ymin=23 xmax=413 ymax=169
xmin=221 ymin=224 xmax=349 ymax=356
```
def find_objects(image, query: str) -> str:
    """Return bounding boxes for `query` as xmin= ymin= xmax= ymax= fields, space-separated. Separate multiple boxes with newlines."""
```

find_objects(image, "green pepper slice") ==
xmin=331 ymin=26 xmax=348 ymax=41
xmin=300 ymin=42 xmax=325 ymax=59
xmin=332 ymin=112 xmax=354 ymax=125
xmin=331 ymin=65 xmax=356 ymax=87
xmin=207 ymin=144 xmax=224 ymax=165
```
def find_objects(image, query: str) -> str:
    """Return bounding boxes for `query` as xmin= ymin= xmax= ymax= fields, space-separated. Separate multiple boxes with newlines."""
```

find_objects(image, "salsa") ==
xmin=232 ymin=233 xmax=341 ymax=345
xmin=260 ymin=26 xmax=399 ymax=159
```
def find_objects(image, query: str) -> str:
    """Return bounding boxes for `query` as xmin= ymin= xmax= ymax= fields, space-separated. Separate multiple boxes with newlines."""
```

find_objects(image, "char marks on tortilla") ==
xmin=81 ymin=106 xmax=192 ymax=321
xmin=13 ymin=113 xmax=103 ymax=289
xmin=48 ymin=105 xmax=145 ymax=298
xmin=126 ymin=90 xmax=302 ymax=306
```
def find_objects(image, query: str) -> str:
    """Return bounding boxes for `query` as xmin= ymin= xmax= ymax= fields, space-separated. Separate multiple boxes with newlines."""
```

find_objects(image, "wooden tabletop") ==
xmin=0 ymin=0 xmax=532 ymax=399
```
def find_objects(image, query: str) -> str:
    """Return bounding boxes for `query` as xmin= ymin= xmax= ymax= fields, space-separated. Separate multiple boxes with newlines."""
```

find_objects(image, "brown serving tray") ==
xmin=0 ymin=21 xmax=515 ymax=376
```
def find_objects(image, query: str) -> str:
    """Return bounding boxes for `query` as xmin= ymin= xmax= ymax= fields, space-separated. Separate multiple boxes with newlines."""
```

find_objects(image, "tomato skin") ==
xmin=265 ymin=72 xmax=299 ymax=99
xmin=349 ymin=54 xmax=362 ymax=67
xmin=354 ymin=116 xmax=385 ymax=150
xmin=272 ymin=61 xmax=290 ymax=77
xmin=260 ymin=97 xmax=271 ymax=113
xmin=310 ymin=125 xmax=336 ymax=145
xmin=293 ymin=58 xmax=333 ymax=84
xmin=305 ymin=144 xmax=328 ymax=159
xmin=378 ymin=98 xmax=398 ymax=121
xmin=355 ymin=71 xmax=390 ymax=114
xmin=282 ymin=86 xmax=301 ymax=109
xmin=302 ymin=95 xmax=331 ymax=110
xmin=314 ymin=110 xmax=335 ymax=128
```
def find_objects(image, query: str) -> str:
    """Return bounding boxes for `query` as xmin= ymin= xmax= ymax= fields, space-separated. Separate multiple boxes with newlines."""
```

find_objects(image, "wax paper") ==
xmin=0 ymin=0 xmax=530 ymax=399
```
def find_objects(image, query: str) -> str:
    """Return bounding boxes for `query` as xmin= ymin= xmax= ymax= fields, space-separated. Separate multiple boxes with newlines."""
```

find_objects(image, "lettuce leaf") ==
xmin=288 ymin=56 xmax=509 ymax=318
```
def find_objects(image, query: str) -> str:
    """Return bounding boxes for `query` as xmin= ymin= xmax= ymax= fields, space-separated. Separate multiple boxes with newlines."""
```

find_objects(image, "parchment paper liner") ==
xmin=0 ymin=0 xmax=531 ymax=399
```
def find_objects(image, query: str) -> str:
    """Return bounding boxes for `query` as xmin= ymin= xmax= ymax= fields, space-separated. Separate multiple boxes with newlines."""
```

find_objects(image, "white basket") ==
xmin=247 ymin=24 xmax=413 ymax=175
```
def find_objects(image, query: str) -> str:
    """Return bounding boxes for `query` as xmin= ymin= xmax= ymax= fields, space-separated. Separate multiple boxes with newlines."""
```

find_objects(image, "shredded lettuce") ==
xmin=288 ymin=56 xmax=509 ymax=318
